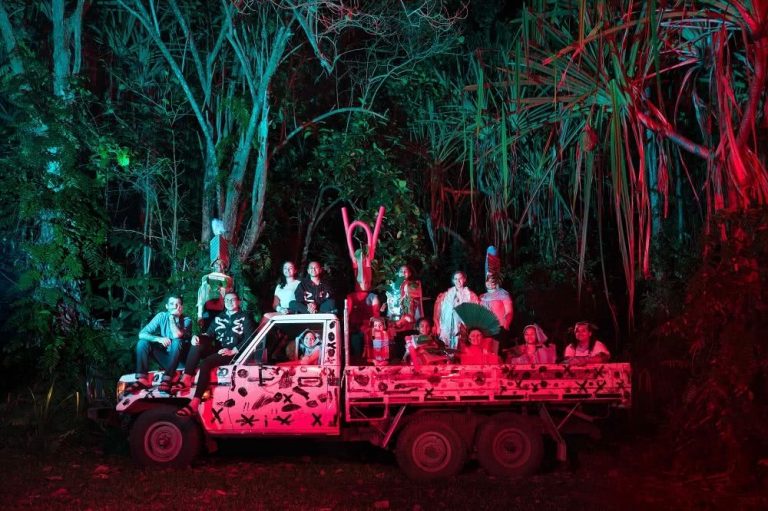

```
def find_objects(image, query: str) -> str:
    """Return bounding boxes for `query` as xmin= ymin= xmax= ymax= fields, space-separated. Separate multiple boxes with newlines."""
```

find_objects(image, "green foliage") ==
xmin=283 ymin=115 xmax=428 ymax=282
xmin=653 ymin=209 xmax=768 ymax=483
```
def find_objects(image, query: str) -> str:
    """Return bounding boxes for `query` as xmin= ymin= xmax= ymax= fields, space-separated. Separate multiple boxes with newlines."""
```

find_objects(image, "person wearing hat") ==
xmin=508 ymin=324 xmax=556 ymax=364
xmin=563 ymin=321 xmax=610 ymax=365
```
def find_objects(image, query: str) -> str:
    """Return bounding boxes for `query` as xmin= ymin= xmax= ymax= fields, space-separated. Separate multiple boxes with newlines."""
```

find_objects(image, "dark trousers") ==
xmin=194 ymin=353 xmax=234 ymax=400
xmin=182 ymin=335 xmax=217 ymax=377
xmin=135 ymin=338 xmax=183 ymax=381
xmin=289 ymin=299 xmax=337 ymax=314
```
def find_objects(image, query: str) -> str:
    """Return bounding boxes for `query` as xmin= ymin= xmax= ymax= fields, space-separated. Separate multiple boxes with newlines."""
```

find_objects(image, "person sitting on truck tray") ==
xmin=480 ymin=272 xmax=513 ymax=350
xmin=403 ymin=318 xmax=447 ymax=366
xmin=434 ymin=270 xmax=479 ymax=349
xmin=273 ymin=260 xmax=300 ymax=314
xmin=459 ymin=327 xmax=500 ymax=365
xmin=129 ymin=294 xmax=192 ymax=394
xmin=508 ymin=324 xmax=556 ymax=364
xmin=416 ymin=317 xmax=444 ymax=347
xmin=384 ymin=264 xmax=424 ymax=322
xmin=176 ymin=292 xmax=256 ymax=417
xmin=297 ymin=329 xmax=322 ymax=365
xmin=563 ymin=321 xmax=611 ymax=366
xmin=289 ymin=261 xmax=337 ymax=314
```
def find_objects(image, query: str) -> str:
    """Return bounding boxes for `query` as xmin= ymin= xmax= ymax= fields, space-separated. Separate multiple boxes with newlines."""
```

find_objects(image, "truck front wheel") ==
xmin=475 ymin=414 xmax=543 ymax=477
xmin=129 ymin=406 xmax=201 ymax=467
xmin=396 ymin=417 xmax=467 ymax=480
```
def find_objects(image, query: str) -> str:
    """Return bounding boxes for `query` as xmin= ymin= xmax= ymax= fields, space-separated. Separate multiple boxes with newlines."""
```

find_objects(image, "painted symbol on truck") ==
xmin=237 ymin=415 xmax=256 ymax=427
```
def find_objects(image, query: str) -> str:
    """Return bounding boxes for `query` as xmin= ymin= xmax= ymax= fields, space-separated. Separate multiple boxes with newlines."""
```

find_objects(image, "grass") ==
xmin=0 ymin=423 xmax=765 ymax=511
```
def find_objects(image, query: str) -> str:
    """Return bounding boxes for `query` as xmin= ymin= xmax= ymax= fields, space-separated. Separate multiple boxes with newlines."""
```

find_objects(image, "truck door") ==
xmin=224 ymin=317 xmax=341 ymax=435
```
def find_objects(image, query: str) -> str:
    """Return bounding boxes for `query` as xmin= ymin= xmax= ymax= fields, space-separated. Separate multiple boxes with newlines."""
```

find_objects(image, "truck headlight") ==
xmin=116 ymin=381 xmax=127 ymax=400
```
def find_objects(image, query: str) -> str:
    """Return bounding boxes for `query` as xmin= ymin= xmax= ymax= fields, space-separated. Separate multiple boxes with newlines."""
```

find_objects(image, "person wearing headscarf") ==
xmin=508 ymin=324 xmax=556 ymax=364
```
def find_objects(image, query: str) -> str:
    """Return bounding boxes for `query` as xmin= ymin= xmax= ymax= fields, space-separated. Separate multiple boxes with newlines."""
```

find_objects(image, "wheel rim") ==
xmin=144 ymin=420 xmax=183 ymax=463
xmin=411 ymin=431 xmax=453 ymax=473
xmin=492 ymin=428 xmax=531 ymax=468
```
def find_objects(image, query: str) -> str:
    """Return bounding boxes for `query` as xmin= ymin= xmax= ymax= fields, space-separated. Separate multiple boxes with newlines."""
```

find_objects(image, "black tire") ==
xmin=475 ymin=414 xmax=543 ymax=477
xmin=395 ymin=416 xmax=467 ymax=481
xmin=129 ymin=406 xmax=202 ymax=468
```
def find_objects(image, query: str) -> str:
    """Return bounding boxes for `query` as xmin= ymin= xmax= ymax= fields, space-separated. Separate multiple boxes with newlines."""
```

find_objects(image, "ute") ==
xmin=111 ymin=308 xmax=631 ymax=480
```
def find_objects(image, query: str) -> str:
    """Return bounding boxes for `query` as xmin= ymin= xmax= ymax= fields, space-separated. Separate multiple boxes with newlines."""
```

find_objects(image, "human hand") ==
xmin=218 ymin=348 xmax=235 ymax=356
xmin=308 ymin=303 xmax=318 ymax=314
xmin=191 ymin=335 xmax=200 ymax=346
xmin=156 ymin=337 xmax=171 ymax=348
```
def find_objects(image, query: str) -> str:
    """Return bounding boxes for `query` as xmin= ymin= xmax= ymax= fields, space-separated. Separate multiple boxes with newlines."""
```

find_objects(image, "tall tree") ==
xmin=409 ymin=0 xmax=767 ymax=327
xmin=115 ymin=0 xmax=461 ymax=262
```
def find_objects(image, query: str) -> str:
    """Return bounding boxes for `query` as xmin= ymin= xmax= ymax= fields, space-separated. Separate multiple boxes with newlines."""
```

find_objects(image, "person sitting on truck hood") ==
xmin=176 ymin=292 xmax=256 ymax=417
xmin=131 ymin=294 xmax=192 ymax=393
xmin=289 ymin=261 xmax=337 ymax=314
xmin=563 ymin=321 xmax=610 ymax=366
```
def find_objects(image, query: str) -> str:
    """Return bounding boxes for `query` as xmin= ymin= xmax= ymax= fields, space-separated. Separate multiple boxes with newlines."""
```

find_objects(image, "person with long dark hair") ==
xmin=273 ymin=261 xmax=300 ymax=313
xmin=563 ymin=321 xmax=610 ymax=365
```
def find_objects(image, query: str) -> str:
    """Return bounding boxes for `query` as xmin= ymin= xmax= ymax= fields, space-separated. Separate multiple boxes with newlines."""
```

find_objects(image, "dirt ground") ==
xmin=0 ymin=424 xmax=764 ymax=511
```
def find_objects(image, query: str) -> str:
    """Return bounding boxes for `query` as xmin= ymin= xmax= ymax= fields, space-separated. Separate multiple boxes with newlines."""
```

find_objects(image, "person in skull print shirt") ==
xmin=289 ymin=261 xmax=337 ymax=314
xmin=176 ymin=292 xmax=256 ymax=417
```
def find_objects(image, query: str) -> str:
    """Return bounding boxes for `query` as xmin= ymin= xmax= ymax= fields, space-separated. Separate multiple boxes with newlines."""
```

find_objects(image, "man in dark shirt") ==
xmin=176 ymin=292 xmax=256 ymax=416
xmin=289 ymin=261 xmax=337 ymax=314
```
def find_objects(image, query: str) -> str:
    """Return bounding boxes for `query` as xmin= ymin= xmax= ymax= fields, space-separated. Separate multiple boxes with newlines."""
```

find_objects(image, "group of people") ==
xmin=272 ymin=261 xmax=611 ymax=368
xmin=128 ymin=257 xmax=611 ymax=415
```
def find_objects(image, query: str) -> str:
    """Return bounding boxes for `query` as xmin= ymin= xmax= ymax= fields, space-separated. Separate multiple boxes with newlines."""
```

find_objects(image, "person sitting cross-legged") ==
xmin=176 ymin=292 xmax=256 ymax=417
xmin=289 ymin=261 xmax=337 ymax=314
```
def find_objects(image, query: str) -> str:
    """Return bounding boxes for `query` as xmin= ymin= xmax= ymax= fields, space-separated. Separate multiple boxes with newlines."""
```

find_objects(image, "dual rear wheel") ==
xmin=395 ymin=413 xmax=543 ymax=480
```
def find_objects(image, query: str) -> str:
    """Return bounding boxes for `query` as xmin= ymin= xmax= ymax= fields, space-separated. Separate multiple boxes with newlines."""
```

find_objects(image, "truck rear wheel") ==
xmin=396 ymin=416 xmax=467 ymax=480
xmin=129 ymin=406 xmax=201 ymax=467
xmin=476 ymin=414 xmax=543 ymax=477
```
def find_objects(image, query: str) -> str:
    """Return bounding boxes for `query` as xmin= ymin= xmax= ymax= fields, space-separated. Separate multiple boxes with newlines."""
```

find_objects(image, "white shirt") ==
xmin=274 ymin=280 xmax=300 ymax=312
xmin=564 ymin=340 xmax=610 ymax=359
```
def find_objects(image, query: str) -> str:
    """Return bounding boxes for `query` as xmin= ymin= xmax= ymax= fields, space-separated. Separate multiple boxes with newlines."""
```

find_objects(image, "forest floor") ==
xmin=0 ymin=419 xmax=765 ymax=511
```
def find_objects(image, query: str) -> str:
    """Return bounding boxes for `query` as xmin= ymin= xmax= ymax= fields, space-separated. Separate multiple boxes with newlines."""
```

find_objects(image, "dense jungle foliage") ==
xmin=0 ymin=0 xmax=766 ymax=484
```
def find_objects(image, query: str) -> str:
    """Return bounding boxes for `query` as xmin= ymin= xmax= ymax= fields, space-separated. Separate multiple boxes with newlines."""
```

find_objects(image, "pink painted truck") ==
xmin=115 ymin=309 xmax=632 ymax=480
